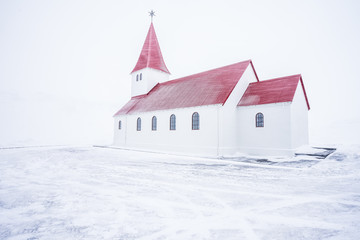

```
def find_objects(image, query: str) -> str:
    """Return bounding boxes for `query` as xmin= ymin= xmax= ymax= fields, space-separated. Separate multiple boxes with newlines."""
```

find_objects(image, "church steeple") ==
xmin=130 ymin=14 xmax=170 ymax=97
xmin=131 ymin=22 xmax=170 ymax=74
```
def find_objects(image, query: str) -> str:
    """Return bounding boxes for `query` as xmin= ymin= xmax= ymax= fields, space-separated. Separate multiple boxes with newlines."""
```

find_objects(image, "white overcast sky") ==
xmin=0 ymin=0 xmax=359 ymax=146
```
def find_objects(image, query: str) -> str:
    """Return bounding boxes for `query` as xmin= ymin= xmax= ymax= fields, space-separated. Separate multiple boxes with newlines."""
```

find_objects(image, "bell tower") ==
xmin=130 ymin=12 xmax=170 ymax=97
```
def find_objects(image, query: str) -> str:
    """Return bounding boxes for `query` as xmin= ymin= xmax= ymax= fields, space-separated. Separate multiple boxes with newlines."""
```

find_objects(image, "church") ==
xmin=113 ymin=19 xmax=310 ymax=157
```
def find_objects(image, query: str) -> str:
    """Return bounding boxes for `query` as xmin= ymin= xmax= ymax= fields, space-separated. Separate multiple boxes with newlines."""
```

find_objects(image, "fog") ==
xmin=1 ymin=0 xmax=359 ymax=146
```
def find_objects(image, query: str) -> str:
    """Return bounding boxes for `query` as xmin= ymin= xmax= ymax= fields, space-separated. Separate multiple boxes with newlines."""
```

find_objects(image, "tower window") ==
xmin=152 ymin=116 xmax=157 ymax=131
xmin=136 ymin=74 xmax=139 ymax=81
xmin=256 ymin=113 xmax=264 ymax=127
xmin=192 ymin=112 xmax=199 ymax=130
xmin=170 ymin=114 xmax=176 ymax=130
xmin=118 ymin=120 xmax=122 ymax=130
xmin=137 ymin=117 xmax=141 ymax=131
xmin=140 ymin=73 xmax=142 ymax=80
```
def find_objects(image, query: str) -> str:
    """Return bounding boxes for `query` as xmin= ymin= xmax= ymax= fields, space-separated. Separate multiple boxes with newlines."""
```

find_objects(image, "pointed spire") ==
xmin=131 ymin=22 xmax=170 ymax=74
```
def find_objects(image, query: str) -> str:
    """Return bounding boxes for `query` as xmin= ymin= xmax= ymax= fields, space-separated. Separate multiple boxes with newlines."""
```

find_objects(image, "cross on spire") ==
xmin=149 ymin=10 xmax=155 ymax=22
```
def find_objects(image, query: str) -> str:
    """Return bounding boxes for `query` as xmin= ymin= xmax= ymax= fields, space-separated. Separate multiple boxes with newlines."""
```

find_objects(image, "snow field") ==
xmin=0 ymin=145 xmax=360 ymax=239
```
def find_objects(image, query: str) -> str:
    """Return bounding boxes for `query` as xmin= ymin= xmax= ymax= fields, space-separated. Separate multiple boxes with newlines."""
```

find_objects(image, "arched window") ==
xmin=256 ymin=113 xmax=264 ymax=127
xmin=136 ymin=74 xmax=139 ymax=81
xmin=140 ymin=73 xmax=142 ymax=80
xmin=170 ymin=114 xmax=176 ymax=130
xmin=137 ymin=117 xmax=141 ymax=131
xmin=192 ymin=112 xmax=199 ymax=130
xmin=152 ymin=116 xmax=157 ymax=131
xmin=118 ymin=120 xmax=122 ymax=130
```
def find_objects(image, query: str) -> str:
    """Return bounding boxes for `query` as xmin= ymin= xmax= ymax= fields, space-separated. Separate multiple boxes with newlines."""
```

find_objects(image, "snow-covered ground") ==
xmin=0 ymin=145 xmax=360 ymax=240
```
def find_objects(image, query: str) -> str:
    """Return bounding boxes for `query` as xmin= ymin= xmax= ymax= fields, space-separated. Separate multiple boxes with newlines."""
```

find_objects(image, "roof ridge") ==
xmin=161 ymin=60 xmax=251 ymax=86
xmin=260 ymin=74 xmax=301 ymax=82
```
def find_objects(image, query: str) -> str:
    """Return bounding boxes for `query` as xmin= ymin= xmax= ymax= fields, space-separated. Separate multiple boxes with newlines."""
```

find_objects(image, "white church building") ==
xmin=113 ymin=21 xmax=310 ymax=157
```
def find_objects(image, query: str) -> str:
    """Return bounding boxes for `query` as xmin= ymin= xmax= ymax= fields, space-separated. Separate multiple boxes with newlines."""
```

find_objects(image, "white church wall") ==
xmin=131 ymin=68 xmax=169 ymax=97
xmin=113 ymin=116 xmax=127 ymax=145
xmin=237 ymin=103 xmax=293 ymax=156
xmin=114 ymin=104 xmax=221 ymax=157
xmin=218 ymin=64 xmax=258 ymax=156
xmin=290 ymin=82 xmax=309 ymax=148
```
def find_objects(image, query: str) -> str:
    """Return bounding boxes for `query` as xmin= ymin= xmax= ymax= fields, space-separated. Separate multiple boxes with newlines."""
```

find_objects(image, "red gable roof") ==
xmin=237 ymin=74 xmax=310 ymax=110
xmin=131 ymin=23 xmax=170 ymax=74
xmin=115 ymin=60 xmax=256 ymax=115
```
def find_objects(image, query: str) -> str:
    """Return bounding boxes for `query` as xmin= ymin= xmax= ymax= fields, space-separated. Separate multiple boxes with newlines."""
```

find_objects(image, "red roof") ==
xmin=115 ymin=60 xmax=257 ymax=115
xmin=131 ymin=23 xmax=170 ymax=74
xmin=237 ymin=74 xmax=310 ymax=110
